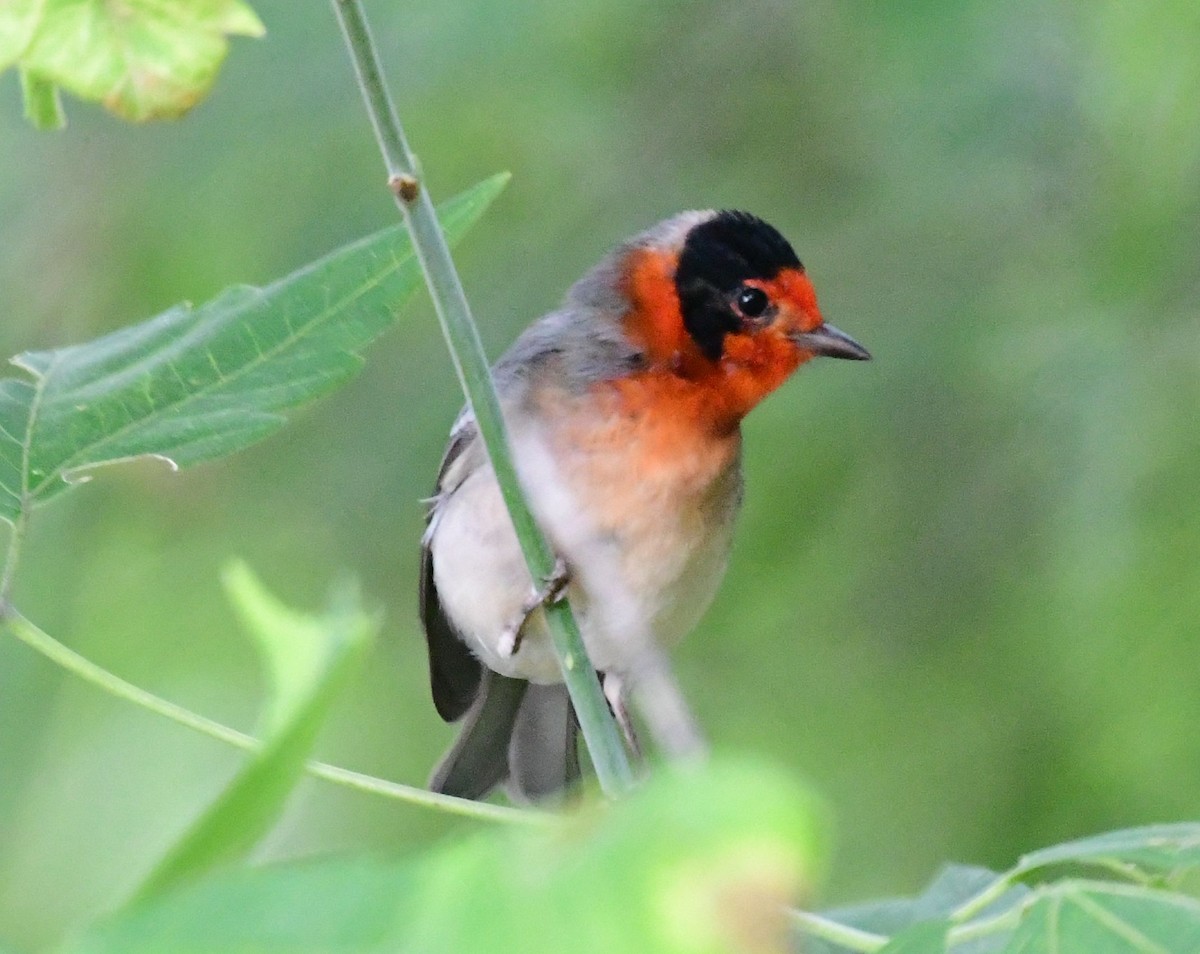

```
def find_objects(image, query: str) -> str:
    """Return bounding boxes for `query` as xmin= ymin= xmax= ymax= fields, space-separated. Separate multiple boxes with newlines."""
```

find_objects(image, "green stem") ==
xmin=793 ymin=895 xmax=1031 ymax=952
xmin=948 ymin=869 xmax=1018 ymax=924
xmin=947 ymin=900 xmax=1029 ymax=947
xmin=790 ymin=910 xmax=888 ymax=952
xmin=1 ymin=608 xmax=538 ymax=826
xmin=20 ymin=70 xmax=66 ymax=131
xmin=329 ymin=0 xmax=634 ymax=797
xmin=0 ymin=504 xmax=27 ymax=609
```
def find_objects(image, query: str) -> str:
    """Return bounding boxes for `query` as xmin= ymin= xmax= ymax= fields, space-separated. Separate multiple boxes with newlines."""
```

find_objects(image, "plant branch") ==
xmin=20 ymin=71 xmax=66 ymax=131
xmin=1 ymin=607 xmax=539 ymax=826
xmin=948 ymin=869 xmax=1019 ymax=924
xmin=947 ymin=899 xmax=1029 ymax=947
xmin=329 ymin=0 xmax=634 ymax=796
xmin=0 ymin=504 xmax=28 ymax=610
xmin=790 ymin=910 xmax=888 ymax=952
xmin=793 ymin=895 xmax=1031 ymax=953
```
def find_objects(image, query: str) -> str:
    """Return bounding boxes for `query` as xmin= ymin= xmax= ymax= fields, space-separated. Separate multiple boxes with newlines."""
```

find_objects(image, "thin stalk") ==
xmin=790 ymin=910 xmax=888 ymax=952
xmin=0 ymin=504 xmax=28 ymax=609
xmin=20 ymin=71 xmax=66 ymax=131
xmin=329 ymin=0 xmax=634 ymax=797
xmin=946 ymin=900 xmax=1029 ymax=947
xmin=948 ymin=869 xmax=1019 ymax=924
xmin=793 ymin=899 xmax=1029 ymax=952
xmin=1 ymin=608 xmax=538 ymax=826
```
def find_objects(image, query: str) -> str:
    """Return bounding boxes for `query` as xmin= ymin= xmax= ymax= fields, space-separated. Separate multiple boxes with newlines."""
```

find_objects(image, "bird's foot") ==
xmin=497 ymin=557 xmax=571 ymax=658
xmin=603 ymin=671 xmax=643 ymax=759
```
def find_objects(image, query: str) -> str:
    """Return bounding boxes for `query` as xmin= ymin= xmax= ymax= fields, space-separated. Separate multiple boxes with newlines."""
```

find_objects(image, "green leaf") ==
xmin=879 ymin=920 xmax=948 ymax=954
xmin=915 ymin=865 xmax=1020 ymax=920
xmin=10 ymin=0 xmax=265 ymax=123
xmin=0 ymin=173 xmax=509 ymax=528
xmin=0 ymin=0 xmax=41 ymax=69
xmin=1002 ymin=881 xmax=1200 ymax=954
xmin=71 ymin=759 xmax=827 ymax=954
xmin=1017 ymin=824 xmax=1200 ymax=878
xmin=132 ymin=561 xmax=376 ymax=900
xmin=74 ymin=859 xmax=419 ymax=954
xmin=803 ymin=866 xmax=1026 ymax=954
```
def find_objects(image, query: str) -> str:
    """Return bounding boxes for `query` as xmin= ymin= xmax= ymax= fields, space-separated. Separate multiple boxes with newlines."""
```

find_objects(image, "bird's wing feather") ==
xmin=429 ymin=669 xmax=528 ymax=798
xmin=420 ymin=414 xmax=485 ymax=722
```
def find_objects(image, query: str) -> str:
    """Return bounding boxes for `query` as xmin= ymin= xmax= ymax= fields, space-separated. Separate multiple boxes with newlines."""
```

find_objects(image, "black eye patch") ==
xmin=675 ymin=211 xmax=801 ymax=360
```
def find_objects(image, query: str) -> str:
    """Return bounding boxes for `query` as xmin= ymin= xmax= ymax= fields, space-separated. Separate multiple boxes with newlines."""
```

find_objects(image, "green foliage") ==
xmin=798 ymin=827 xmax=1200 ymax=953
xmin=1005 ymin=883 xmax=1200 ymax=953
xmin=0 ymin=0 xmax=264 ymax=126
xmin=0 ymin=174 xmax=509 ymax=529
xmin=1016 ymin=824 xmax=1200 ymax=876
xmin=133 ymin=562 xmax=376 ymax=900
xmin=66 ymin=760 xmax=825 ymax=954
xmin=878 ymin=922 xmax=948 ymax=954
xmin=802 ymin=864 xmax=1026 ymax=954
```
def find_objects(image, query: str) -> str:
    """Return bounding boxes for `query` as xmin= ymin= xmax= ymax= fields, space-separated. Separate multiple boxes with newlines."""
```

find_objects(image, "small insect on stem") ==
xmin=388 ymin=173 xmax=420 ymax=203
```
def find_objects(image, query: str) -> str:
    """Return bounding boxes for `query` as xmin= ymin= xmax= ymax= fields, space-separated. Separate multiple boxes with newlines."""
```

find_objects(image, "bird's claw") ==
xmin=498 ymin=557 xmax=571 ymax=658
xmin=603 ymin=671 xmax=642 ymax=759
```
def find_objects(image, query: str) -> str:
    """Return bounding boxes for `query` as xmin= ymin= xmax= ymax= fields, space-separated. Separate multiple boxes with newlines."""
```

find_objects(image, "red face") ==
xmin=619 ymin=250 xmax=866 ymax=431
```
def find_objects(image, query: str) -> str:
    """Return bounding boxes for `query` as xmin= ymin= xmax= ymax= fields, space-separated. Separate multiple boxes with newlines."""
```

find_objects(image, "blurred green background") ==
xmin=2 ymin=0 xmax=1199 ymax=948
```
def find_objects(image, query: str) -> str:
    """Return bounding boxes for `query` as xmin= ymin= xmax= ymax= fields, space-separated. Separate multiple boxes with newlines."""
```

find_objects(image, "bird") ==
xmin=419 ymin=209 xmax=869 ymax=802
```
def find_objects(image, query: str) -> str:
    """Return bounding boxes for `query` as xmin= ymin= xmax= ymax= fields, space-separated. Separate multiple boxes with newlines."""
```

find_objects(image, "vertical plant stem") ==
xmin=329 ymin=0 xmax=635 ymax=797
xmin=20 ymin=71 xmax=66 ymax=131
xmin=0 ymin=501 xmax=30 ymax=610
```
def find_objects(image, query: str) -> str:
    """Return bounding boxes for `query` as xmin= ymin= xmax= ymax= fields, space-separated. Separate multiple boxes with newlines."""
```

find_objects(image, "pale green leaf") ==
xmin=0 ymin=0 xmax=42 ymax=69
xmin=14 ymin=0 xmax=264 ymax=122
xmin=0 ymin=173 xmax=510 ymax=527
xmin=1002 ymin=881 xmax=1200 ymax=954
xmin=803 ymin=865 xmax=1026 ymax=954
xmin=222 ymin=559 xmax=347 ymax=737
xmin=879 ymin=920 xmax=948 ymax=954
xmin=133 ymin=562 xmax=376 ymax=900
xmin=72 ymin=759 xmax=827 ymax=954
xmin=1017 ymin=824 xmax=1200 ymax=877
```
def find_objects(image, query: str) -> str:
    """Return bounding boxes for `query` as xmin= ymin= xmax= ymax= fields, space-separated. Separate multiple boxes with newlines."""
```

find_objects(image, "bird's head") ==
xmin=617 ymin=210 xmax=869 ymax=426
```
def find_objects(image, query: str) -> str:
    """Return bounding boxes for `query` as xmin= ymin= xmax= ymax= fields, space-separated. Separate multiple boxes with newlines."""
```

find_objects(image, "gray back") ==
xmin=492 ymin=211 xmax=715 ymax=399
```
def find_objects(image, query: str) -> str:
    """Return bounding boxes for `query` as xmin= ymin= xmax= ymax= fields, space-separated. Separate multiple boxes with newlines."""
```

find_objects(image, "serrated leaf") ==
xmin=1002 ymin=881 xmax=1200 ymax=954
xmin=72 ymin=760 xmax=827 ymax=954
xmin=0 ymin=173 xmax=510 ymax=528
xmin=13 ymin=0 xmax=264 ymax=122
xmin=132 ymin=561 xmax=376 ymax=901
xmin=1017 ymin=824 xmax=1200 ymax=878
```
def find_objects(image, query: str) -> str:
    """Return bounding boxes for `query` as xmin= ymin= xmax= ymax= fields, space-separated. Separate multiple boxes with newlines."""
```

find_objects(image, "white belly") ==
xmin=428 ymin=419 xmax=742 ymax=683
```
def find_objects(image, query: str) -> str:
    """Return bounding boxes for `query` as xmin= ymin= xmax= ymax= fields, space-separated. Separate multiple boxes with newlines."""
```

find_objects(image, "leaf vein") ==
xmin=32 ymin=253 xmax=407 ymax=496
xmin=1067 ymin=889 xmax=1169 ymax=954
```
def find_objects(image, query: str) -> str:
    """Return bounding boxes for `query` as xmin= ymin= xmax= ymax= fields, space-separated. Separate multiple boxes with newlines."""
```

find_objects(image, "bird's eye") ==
xmin=735 ymin=285 xmax=769 ymax=318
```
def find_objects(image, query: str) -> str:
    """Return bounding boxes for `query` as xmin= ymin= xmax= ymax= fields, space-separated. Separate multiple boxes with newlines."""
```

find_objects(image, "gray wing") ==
xmin=420 ymin=415 xmax=485 ymax=722
xmin=421 ymin=293 xmax=639 ymax=722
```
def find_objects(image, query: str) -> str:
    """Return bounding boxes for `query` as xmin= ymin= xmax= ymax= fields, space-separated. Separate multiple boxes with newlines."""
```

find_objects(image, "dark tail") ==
xmin=429 ymin=670 xmax=580 ymax=802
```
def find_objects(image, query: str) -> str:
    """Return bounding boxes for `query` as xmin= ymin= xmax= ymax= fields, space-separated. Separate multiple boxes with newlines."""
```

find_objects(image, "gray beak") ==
xmin=791 ymin=323 xmax=871 ymax=361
